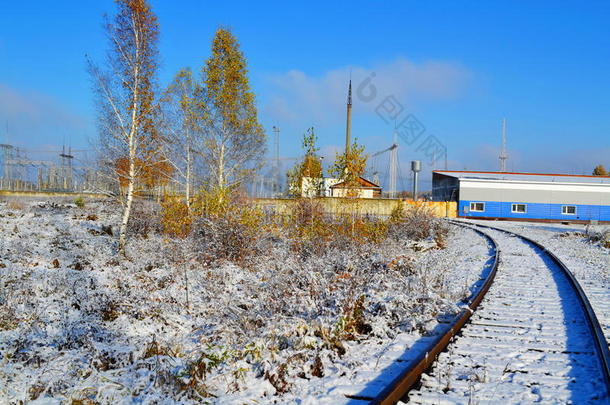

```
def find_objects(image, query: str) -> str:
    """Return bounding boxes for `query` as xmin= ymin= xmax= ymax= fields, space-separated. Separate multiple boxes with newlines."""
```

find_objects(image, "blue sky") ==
xmin=1 ymin=1 xmax=609 ymax=189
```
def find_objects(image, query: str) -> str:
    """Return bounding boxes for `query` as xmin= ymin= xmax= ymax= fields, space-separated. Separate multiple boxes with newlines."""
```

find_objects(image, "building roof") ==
xmin=330 ymin=176 xmax=381 ymax=189
xmin=433 ymin=170 xmax=610 ymax=185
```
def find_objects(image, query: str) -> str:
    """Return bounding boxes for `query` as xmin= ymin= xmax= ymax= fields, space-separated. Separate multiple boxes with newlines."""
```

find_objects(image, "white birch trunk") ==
xmin=118 ymin=17 xmax=140 ymax=254
xmin=218 ymin=141 xmax=225 ymax=189
xmin=185 ymin=129 xmax=191 ymax=211
xmin=119 ymin=144 xmax=136 ymax=253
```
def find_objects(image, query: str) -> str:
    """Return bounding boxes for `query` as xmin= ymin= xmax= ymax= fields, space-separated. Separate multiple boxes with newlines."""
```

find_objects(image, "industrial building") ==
xmin=330 ymin=177 xmax=382 ymax=198
xmin=432 ymin=170 xmax=610 ymax=223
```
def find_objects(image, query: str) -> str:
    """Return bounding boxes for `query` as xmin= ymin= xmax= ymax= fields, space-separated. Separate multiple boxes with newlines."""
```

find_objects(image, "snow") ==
xmin=467 ymin=219 xmax=610 ymax=342
xmin=0 ymin=197 xmax=490 ymax=403
xmin=408 ymin=227 xmax=608 ymax=404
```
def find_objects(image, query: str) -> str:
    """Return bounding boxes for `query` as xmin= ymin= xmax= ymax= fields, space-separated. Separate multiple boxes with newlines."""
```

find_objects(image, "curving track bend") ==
xmin=407 ymin=226 xmax=609 ymax=404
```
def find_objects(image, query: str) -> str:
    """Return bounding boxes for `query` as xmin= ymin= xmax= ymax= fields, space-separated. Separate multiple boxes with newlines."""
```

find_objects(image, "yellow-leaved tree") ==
xmin=200 ymin=28 xmax=266 ymax=193
xmin=330 ymin=139 xmax=368 ymax=198
xmin=329 ymin=139 xmax=370 ymax=239
xmin=593 ymin=165 xmax=608 ymax=176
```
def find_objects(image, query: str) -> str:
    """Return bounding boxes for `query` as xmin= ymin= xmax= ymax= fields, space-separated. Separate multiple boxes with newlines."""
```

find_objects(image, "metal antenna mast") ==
xmin=499 ymin=118 xmax=508 ymax=172
xmin=272 ymin=126 xmax=280 ymax=195
xmin=345 ymin=80 xmax=352 ymax=156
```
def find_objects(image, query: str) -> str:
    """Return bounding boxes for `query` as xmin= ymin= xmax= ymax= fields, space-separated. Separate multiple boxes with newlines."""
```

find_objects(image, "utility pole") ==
xmin=499 ymin=118 xmax=508 ymax=172
xmin=60 ymin=145 xmax=74 ymax=190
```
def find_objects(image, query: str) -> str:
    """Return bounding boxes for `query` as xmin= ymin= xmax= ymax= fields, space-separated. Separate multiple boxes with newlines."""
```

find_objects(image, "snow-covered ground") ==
xmin=466 ymin=219 xmax=610 ymax=343
xmin=0 ymin=198 xmax=491 ymax=404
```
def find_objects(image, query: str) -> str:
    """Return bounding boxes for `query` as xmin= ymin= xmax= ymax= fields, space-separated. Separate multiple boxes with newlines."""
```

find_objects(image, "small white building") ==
xmin=298 ymin=176 xmax=381 ymax=198
xmin=298 ymin=177 xmax=341 ymax=198
xmin=329 ymin=177 xmax=382 ymax=198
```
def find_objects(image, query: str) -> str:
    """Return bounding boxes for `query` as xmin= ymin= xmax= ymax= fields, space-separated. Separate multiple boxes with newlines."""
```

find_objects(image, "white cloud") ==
xmin=262 ymin=58 xmax=471 ymax=125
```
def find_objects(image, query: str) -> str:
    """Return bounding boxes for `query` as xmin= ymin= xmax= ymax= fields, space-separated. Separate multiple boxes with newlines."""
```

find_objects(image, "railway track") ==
xmin=474 ymin=220 xmax=610 ymax=348
xmin=349 ymin=222 xmax=610 ymax=404
xmin=586 ymin=285 xmax=610 ymax=344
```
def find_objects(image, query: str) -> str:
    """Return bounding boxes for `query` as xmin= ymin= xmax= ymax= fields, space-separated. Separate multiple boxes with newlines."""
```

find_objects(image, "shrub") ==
xmin=389 ymin=204 xmax=447 ymax=243
xmin=128 ymin=200 xmax=162 ymax=237
xmin=337 ymin=294 xmax=371 ymax=340
xmin=286 ymin=198 xmax=332 ymax=256
xmin=388 ymin=204 xmax=405 ymax=223
xmin=333 ymin=211 xmax=388 ymax=246
xmin=160 ymin=194 xmax=192 ymax=238
xmin=191 ymin=186 xmax=231 ymax=218
xmin=190 ymin=187 xmax=263 ymax=264
xmin=586 ymin=226 xmax=610 ymax=248
xmin=74 ymin=196 xmax=85 ymax=208
xmin=403 ymin=205 xmax=435 ymax=240
xmin=330 ymin=199 xmax=390 ymax=246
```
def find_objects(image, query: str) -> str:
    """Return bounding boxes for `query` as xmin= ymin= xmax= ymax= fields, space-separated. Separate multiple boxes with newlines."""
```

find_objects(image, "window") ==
xmin=562 ymin=205 xmax=576 ymax=215
xmin=511 ymin=204 xmax=527 ymax=213
xmin=470 ymin=202 xmax=485 ymax=212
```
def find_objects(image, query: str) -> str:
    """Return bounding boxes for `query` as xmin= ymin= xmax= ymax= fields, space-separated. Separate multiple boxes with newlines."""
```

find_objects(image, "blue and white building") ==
xmin=432 ymin=170 xmax=610 ymax=223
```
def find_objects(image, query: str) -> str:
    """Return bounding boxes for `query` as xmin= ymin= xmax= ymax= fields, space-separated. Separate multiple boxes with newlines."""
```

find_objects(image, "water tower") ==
xmin=411 ymin=160 xmax=421 ymax=200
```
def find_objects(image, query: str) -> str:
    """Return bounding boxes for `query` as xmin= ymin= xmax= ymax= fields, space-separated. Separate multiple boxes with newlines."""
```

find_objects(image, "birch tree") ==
xmin=330 ymin=139 xmax=368 ymax=192
xmin=161 ymin=68 xmax=202 ymax=211
xmin=287 ymin=127 xmax=324 ymax=197
xmin=88 ymin=0 xmax=160 ymax=254
xmin=200 ymin=28 xmax=266 ymax=191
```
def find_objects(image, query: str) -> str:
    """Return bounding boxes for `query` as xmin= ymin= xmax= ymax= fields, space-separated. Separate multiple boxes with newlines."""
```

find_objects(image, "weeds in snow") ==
xmin=585 ymin=226 xmax=610 ymax=248
xmin=0 ymin=197 xmax=490 ymax=403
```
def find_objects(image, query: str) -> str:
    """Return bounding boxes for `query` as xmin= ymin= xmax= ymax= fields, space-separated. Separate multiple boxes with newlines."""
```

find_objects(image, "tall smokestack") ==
xmin=345 ymin=80 xmax=352 ymax=156
xmin=499 ymin=118 xmax=508 ymax=172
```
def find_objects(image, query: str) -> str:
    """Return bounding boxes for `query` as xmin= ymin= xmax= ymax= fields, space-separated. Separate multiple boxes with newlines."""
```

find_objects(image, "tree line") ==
xmin=88 ymin=0 xmax=265 ymax=253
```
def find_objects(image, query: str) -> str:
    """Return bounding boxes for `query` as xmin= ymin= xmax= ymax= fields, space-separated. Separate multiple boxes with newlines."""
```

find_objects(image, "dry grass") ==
xmin=6 ymin=200 xmax=25 ymax=210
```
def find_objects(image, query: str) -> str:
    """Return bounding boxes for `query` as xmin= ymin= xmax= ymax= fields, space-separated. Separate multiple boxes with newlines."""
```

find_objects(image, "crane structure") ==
xmin=388 ymin=131 xmax=398 ymax=198
xmin=368 ymin=131 xmax=402 ymax=198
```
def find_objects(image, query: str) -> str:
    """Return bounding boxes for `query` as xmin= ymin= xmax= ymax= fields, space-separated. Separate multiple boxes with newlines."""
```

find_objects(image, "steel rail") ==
xmin=456 ymin=220 xmax=610 ymax=397
xmin=353 ymin=222 xmax=500 ymax=405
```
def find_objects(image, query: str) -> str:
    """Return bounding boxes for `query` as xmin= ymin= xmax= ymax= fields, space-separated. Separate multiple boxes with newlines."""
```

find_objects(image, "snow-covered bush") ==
xmin=128 ymin=199 xmax=162 ymax=237
xmin=286 ymin=198 xmax=393 ymax=258
xmin=191 ymin=215 xmax=261 ymax=265
xmin=389 ymin=204 xmax=448 ymax=247
xmin=586 ymin=226 xmax=610 ymax=248
xmin=188 ymin=188 xmax=264 ymax=265
xmin=5 ymin=199 xmax=25 ymax=211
